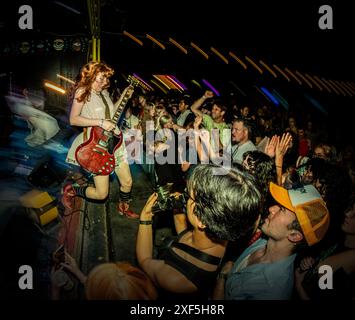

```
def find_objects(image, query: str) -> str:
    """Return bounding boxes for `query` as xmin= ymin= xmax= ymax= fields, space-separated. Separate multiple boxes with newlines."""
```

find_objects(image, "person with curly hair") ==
xmin=63 ymin=61 xmax=138 ymax=218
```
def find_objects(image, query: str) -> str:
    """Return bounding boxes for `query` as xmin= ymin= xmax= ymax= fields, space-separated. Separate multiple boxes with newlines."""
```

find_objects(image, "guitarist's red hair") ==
xmin=69 ymin=61 xmax=114 ymax=104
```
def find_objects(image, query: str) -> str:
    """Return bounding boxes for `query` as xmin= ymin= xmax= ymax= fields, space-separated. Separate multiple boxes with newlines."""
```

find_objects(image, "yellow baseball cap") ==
xmin=269 ymin=182 xmax=330 ymax=246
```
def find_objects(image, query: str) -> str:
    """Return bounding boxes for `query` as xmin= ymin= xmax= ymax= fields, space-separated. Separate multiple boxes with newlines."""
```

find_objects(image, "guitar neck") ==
xmin=111 ymin=86 xmax=133 ymax=124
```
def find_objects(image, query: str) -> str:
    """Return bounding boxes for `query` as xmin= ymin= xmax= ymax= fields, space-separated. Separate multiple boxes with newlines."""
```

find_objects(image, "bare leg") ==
xmin=115 ymin=162 xmax=138 ymax=218
xmin=115 ymin=162 xmax=133 ymax=193
xmin=85 ymin=174 xmax=110 ymax=200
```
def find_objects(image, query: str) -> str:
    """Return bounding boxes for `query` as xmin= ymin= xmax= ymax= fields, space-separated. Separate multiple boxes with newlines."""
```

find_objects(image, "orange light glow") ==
xmin=191 ymin=42 xmax=209 ymax=59
xmin=273 ymin=64 xmax=290 ymax=81
xmin=284 ymin=68 xmax=302 ymax=85
xmin=146 ymin=34 xmax=165 ymax=50
xmin=123 ymin=31 xmax=143 ymax=46
xmin=245 ymin=56 xmax=263 ymax=74
xmin=44 ymin=81 xmax=66 ymax=94
xmin=295 ymin=71 xmax=313 ymax=88
xmin=169 ymin=37 xmax=187 ymax=54
xmin=210 ymin=47 xmax=228 ymax=64
xmin=229 ymin=52 xmax=247 ymax=69
xmin=259 ymin=60 xmax=277 ymax=78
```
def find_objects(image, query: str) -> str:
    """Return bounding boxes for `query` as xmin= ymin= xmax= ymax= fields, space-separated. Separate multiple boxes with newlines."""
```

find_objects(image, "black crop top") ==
xmin=159 ymin=229 xmax=222 ymax=299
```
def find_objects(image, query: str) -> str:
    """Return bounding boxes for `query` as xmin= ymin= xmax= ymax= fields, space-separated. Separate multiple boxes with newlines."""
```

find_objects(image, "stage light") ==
xmin=210 ymin=47 xmax=228 ymax=64
xmin=295 ymin=71 xmax=313 ymax=88
xmin=150 ymin=79 xmax=168 ymax=94
xmin=336 ymin=81 xmax=353 ymax=96
xmin=191 ymin=80 xmax=202 ymax=88
xmin=169 ymin=37 xmax=187 ymax=54
xmin=284 ymin=68 xmax=302 ymax=85
xmin=245 ymin=56 xmax=263 ymax=74
xmin=304 ymin=74 xmax=323 ymax=91
xmin=54 ymin=1 xmax=81 ymax=14
xmin=328 ymin=80 xmax=347 ymax=96
xmin=191 ymin=42 xmax=209 ymax=59
xmin=166 ymin=75 xmax=186 ymax=91
xmin=304 ymin=94 xmax=328 ymax=115
xmin=321 ymin=78 xmax=340 ymax=95
xmin=132 ymin=73 xmax=154 ymax=91
xmin=272 ymin=89 xmax=289 ymax=110
xmin=229 ymin=52 xmax=247 ymax=69
xmin=153 ymin=75 xmax=171 ymax=90
xmin=259 ymin=60 xmax=277 ymax=78
xmin=123 ymin=31 xmax=143 ymax=46
xmin=171 ymin=75 xmax=187 ymax=90
xmin=161 ymin=75 xmax=183 ymax=92
xmin=341 ymin=82 xmax=355 ymax=95
xmin=202 ymin=79 xmax=220 ymax=96
xmin=56 ymin=74 xmax=75 ymax=84
xmin=146 ymin=34 xmax=165 ymax=50
xmin=44 ymin=81 xmax=66 ymax=94
xmin=255 ymin=86 xmax=271 ymax=102
xmin=273 ymin=64 xmax=290 ymax=81
xmin=260 ymin=87 xmax=279 ymax=105
xmin=314 ymin=76 xmax=331 ymax=93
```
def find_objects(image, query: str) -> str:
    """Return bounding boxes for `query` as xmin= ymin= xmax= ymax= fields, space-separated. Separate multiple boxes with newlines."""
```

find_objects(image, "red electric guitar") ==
xmin=75 ymin=76 xmax=139 ymax=175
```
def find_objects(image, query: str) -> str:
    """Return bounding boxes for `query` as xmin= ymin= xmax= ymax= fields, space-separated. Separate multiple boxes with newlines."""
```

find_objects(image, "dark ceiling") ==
xmin=1 ymin=0 xmax=354 ymax=82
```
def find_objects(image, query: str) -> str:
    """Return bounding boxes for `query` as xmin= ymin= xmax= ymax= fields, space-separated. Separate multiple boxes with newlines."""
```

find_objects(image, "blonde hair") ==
xmin=85 ymin=262 xmax=157 ymax=300
xmin=155 ymin=114 xmax=172 ymax=130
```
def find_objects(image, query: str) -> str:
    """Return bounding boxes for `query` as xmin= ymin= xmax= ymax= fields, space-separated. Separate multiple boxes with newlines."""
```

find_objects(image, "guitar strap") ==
xmin=99 ymin=92 xmax=111 ymax=120
xmin=82 ymin=93 xmax=111 ymax=142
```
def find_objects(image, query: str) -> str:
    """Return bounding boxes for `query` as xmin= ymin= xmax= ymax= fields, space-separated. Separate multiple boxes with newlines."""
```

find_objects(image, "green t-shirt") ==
xmin=202 ymin=114 xmax=230 ymax=148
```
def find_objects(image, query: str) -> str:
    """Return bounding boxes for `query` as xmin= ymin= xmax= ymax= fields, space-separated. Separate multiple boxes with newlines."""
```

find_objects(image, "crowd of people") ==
xmin=36 ymin=61 xmax=355 ymax=300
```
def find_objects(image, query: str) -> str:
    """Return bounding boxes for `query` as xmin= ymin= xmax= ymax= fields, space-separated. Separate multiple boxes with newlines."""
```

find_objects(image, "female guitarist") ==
xmin=63 ymin=61 xmax=139 ymax=219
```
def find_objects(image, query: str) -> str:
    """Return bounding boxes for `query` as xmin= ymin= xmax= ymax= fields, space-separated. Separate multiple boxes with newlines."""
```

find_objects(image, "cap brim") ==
xmin=269 ymin=182 xmax=295 ymax=212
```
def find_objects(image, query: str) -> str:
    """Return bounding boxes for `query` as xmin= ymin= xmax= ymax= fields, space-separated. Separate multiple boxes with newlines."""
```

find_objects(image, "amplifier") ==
xmin=19 ymin=190 xmax=59 ymax=226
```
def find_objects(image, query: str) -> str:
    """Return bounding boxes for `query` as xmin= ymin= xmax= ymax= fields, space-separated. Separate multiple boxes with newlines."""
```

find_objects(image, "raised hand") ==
xmin=140 ymin=193 xmax=158 ymax=222
xmin=203 ymin=90 xmax=214 ymax=99
xmin=264 ymin=135 xmax=278 ymax=158
xmin=276 ymin=132 xmax=292 ymax=160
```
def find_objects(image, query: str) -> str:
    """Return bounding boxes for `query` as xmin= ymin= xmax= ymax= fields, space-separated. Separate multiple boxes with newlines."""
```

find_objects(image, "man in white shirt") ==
xmin=231 ymin=118 xmax=256 ymax=164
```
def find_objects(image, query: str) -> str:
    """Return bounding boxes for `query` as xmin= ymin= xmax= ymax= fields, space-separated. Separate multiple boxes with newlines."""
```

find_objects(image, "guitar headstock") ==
xmin=127 ymin=75 xmax=140 ymax=88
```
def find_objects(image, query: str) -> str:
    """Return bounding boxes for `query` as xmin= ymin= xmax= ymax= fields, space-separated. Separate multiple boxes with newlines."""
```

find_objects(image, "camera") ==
xmin=153 ymin=183 xmax=187 ymax=213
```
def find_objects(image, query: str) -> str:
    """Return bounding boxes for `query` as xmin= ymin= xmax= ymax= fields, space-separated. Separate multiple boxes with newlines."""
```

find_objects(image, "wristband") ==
xmin=139 ymin=220 xmax=153 ymax=225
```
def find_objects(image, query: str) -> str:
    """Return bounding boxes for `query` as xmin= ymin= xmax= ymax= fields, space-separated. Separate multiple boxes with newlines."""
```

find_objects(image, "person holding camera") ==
xmin=136 ymin=164 xmax=261 ymax=299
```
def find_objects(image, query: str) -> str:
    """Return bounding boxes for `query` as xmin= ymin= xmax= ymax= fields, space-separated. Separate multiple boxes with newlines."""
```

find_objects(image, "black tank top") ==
xmin=159 ymin=229 xmax=223 ymax=299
